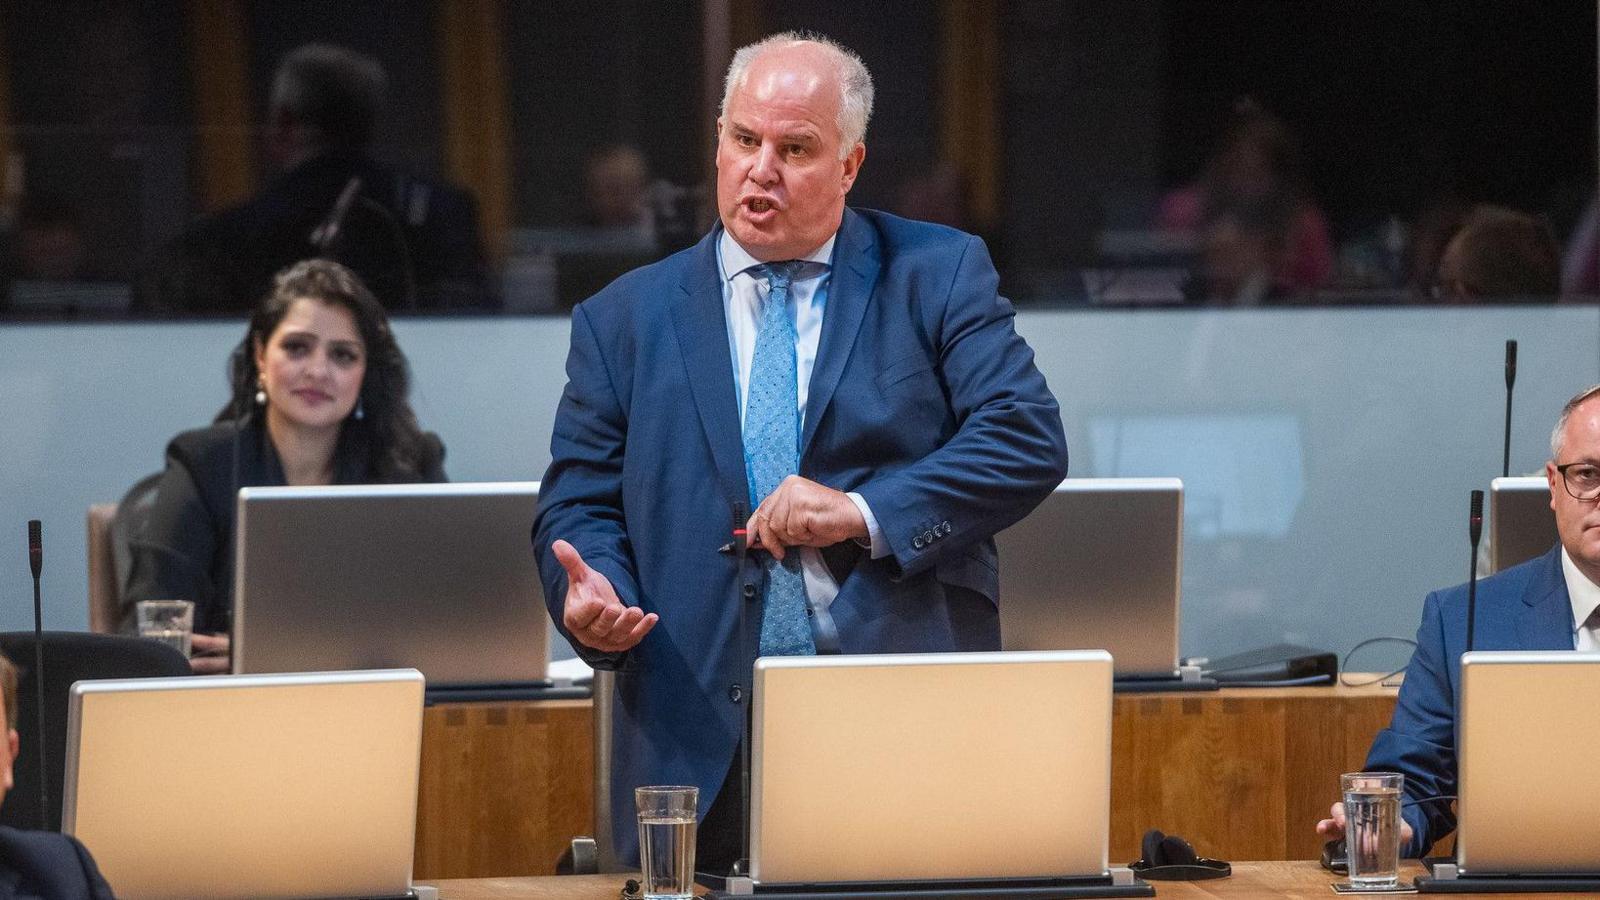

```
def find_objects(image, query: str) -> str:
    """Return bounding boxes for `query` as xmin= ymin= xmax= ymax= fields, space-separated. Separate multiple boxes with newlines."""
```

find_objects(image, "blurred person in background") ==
xmin=140 ymin=44 xmax=491 ymax=314
xmin=1434 ymin=205 xmax=1560 ymax=303
xmin=1159 ymin=100 xmax=1334 ymax=302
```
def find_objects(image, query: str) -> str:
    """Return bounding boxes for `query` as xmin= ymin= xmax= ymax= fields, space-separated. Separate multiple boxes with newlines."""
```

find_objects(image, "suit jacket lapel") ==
xmin=1517 ymin=546 xmax=1574 ymax=650
xmin=670 ymin=230 xmax=750 ymax=509
xmin=802 ymin=208 xmax=878 ymax=461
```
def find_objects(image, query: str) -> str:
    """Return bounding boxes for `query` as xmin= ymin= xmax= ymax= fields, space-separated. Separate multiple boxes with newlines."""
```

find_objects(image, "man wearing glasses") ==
xmin=1316 ymin=383 xmax=1600 ymax=857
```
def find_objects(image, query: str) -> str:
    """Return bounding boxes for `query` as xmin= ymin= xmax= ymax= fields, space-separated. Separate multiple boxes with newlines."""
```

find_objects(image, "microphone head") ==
xmin=1505 ymin=339 xmax=1518 ymax=387
xmin=1469 ymin=490 xmax=1484 ymax=543
xmin=27 ymin=519 xmax=42 ymax=578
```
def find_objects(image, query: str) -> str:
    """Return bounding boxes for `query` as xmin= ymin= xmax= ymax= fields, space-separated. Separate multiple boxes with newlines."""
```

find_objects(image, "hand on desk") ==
xmin=554 ymin=539 xmax=658 ymax=653
xmin=1317 ymin=801 xmax=1413 ymax=846
xmin=189 ymin=632 xmax=230 ymax=674
xmin=745 ymin=475 xmax=867 ymax=561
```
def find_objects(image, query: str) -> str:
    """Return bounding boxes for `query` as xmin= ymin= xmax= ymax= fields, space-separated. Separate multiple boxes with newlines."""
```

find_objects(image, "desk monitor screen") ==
xmin=750 ymin=650 xmax=1113 ymax=885
xmin=996 ymin=478 xmax=1182 ymax=678
xmin=1457 ymin=651 xmax=1600 ymax=875
xmin=233 ymin=481 xmax=547 ymax=686
xmin=62 ymin=669 xmax=424 ymax=900
xmin=1489 ymin=477 xmax=1557 ymax=573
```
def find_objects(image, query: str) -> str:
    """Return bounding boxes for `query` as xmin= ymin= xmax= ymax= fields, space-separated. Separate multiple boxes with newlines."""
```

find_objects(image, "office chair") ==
xmin=0 ymin=632 xmax=190 ymax=831
xmin=86 ymin=473 xmax=161 ymax=635
xmin=84 ymin=504 xmax=119 ymax=634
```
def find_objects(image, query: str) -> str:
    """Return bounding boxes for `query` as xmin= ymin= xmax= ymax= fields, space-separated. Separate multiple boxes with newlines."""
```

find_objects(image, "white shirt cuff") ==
xmin=846 ymin=491 xmax=889 ymax=559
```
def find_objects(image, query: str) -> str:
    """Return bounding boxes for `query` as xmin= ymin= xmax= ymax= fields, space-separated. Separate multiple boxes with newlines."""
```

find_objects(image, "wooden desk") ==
xmin=416 ymin=699 xmax=594 ymax=880
xmin=414 ymin=683 xmax=1398 ymax=879
xmin=1110 ymin=680 xmax=1398 ymax=863
xmin=428 ymin=861 xmax=1587 ymax=899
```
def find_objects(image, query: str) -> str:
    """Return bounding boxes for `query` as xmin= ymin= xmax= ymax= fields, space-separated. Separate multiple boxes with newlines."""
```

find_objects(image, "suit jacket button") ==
xmin=742 ymin=583 xmax=757 ymax=600
xmin=729 ymin=684 xmax=743 ymax=703
xmin=941 ymin=520 xmax=952 ymax=534
xmin=922 ymin=530 xmax=935 ymax=544
xmin=913 ymin=535 xmax=926 ymax=549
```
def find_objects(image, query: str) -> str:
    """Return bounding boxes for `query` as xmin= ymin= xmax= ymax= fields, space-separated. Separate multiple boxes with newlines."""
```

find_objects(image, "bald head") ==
xmin=721 ymin=32 xmax=873 ymax=158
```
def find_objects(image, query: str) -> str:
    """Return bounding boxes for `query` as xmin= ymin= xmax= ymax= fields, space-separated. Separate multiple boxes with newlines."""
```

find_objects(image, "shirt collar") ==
xmin=1561 ymin=546 xmax=1600 ymax=633
xmin=718 ymin=230 xmax=836 ymax=284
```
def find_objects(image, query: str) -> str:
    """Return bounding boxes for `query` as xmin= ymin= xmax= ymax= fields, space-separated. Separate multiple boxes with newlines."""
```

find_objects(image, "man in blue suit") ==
xmin=1317 ymin=384 xmax=1600 ymax=857
xmin=533 ymin=32 xmax=1067 ymax=869
xmin=0 ymin=654 xmax=115 ymax=899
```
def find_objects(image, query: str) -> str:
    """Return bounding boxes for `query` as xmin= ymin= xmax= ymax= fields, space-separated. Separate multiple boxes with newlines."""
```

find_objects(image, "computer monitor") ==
xmin=62 ymin=669 xmax=424 ymax=900
xmin=1489 ymin=476 xmax=1557 ymax=573
xmin=233 ymin=481 xmax=547 ymax=687
xmin=996 ymin=478 xmax=1183 ymax=678
xmin=749 ymin=650 xmax=1113 ymax=886
xmin=1457 ymin=651 xmax=1600 ymax=875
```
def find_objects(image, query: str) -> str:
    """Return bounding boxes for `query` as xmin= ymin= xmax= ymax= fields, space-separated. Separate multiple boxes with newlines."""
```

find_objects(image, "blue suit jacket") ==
xmin=0 ymin=826 xmax=115 ymax=900
xmin=533 ymin=209 xmax=1068 ymax=861
xmin=1366 ymin=545 xmax=1573 ymax=857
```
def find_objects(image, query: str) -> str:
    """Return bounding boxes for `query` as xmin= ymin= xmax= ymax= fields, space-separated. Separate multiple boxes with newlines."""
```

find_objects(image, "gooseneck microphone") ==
xmin=731 ymin=501 xmax=753 ymax=878
xmin=309 ymin=176 xmax=363 ymax=254
xmin=1502 ymin=340 xmax=1518 ymax=479
xmin=1466 ymin=491 xmax=1484 ymax=653
xmin=26 ymin=520 xmax=48 ymax=830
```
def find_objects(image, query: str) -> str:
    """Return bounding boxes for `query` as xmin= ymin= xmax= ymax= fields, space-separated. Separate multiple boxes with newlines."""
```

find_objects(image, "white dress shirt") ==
xmin=1560 ymin=547 xmax=1600 ymax=650
xmin=718 ymin=230 xmax=886 ymax=610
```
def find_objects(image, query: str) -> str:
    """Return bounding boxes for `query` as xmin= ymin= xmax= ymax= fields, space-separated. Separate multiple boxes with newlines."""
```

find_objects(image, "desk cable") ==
xmin=1339 ymin=636 xmax=1418 ymax=688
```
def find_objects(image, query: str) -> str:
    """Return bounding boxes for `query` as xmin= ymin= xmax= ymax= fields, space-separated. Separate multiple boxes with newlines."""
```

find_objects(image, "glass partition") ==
xmin=0 ymin=1 xmax=1591 ymax=318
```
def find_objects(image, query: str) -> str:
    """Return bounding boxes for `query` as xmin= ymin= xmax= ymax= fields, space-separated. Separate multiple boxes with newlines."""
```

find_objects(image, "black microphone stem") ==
xmin=1466 ymin=491 xmax=1484 ymax=654
xmin=733 ymin=501 xmax=752 ymax=878
xmin=1502 ymin=340 xmax=1518 ymax=479
xmin=26 ymin=521 xmax=48 ymax=830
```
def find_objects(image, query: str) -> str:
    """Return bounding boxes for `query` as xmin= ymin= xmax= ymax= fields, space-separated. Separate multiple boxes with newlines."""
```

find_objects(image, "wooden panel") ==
xmin=437 ymin=0 xmax=512 ymax=263
xmin=184 ymin=0 xmax=255 ymax=211
xmin=0 ymin=8 xmax=13 ymax=207
xmin=1109 ymin=682 xmax=1396 ymax=864
xmin=415 ymin=684 xmax=1396 ymax=878
xmin=937 ymin=0 xmax=1001 ymax=231
xmin=415 ymin=699 xmax=593 ymax=880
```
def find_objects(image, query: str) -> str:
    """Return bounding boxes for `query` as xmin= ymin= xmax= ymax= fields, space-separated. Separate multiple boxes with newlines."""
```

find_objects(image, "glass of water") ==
xmin=1342 ymin=771 xmax=1404 ymax=889
xmin=135 ymin=599 xmax=194 ymax=658
xmin=635 ymin=785 xmax=697 ymax=900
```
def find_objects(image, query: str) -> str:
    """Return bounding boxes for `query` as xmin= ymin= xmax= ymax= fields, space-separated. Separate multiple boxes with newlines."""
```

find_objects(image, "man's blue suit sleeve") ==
xmin=533 ymin=303 xmax=640 ymax=669
xmin=854 ymin=235 xmax=1068 ymax=576
xmin=1365 ymin=588 xmax=1458 ymax=858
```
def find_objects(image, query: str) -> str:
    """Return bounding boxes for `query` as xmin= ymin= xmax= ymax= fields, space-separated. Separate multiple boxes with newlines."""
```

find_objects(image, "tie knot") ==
xmin=751 ymin=260 xmax=807 ymax=290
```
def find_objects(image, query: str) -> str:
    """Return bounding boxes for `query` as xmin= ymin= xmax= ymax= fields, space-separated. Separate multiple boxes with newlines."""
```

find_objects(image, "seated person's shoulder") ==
xmin=165 ymin=423 xmax=243 ymax=470
xmin=421 ymin=431 xmax=448 ymax=482
xmin=0 ymin=826 xmax=114 ymax=897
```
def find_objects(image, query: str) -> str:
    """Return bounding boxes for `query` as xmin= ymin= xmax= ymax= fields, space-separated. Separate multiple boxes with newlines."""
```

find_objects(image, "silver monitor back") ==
xmin=750 ymin=650 xmax=1113 ymax=885
xmin=997 ymin=478 xmax=1182 ymax=677
xmin=1489 ymin=476 xmax=1557 ymax=573
xmin=62 ymin=669 xmax=424 ymax=900
xmin=1457 ymin=651 xmax=1600 ymax=875
xmin=234 ymin=481 xmax=547 ymax=686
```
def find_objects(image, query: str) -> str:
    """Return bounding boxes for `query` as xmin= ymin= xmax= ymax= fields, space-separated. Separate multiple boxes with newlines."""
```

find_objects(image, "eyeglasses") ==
xmin=1556 ymin=462 xmax=1600 ymax=501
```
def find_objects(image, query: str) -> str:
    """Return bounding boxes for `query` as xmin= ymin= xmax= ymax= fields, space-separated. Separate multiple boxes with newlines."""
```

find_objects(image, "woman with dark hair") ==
xmin=119 ymin=259 xmax=446 ymax=672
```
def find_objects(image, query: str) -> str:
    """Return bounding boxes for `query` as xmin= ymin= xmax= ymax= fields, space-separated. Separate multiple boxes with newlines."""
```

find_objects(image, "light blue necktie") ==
xmin=743 ymin=261 xmax=815 ymax=657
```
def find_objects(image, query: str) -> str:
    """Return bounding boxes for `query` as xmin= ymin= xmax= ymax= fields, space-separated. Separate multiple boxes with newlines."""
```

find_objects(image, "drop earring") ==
xmin=354 ymin=398 xmax=365 ymax=421
xmin=254 ymin=376 xmax=267 ymax=406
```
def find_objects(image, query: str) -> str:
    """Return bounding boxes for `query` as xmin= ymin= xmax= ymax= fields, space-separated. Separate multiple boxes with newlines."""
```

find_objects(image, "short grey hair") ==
xmin=1550 ymin=384 xmax=1600 ymax=459
xmin=720 ymin=31 xmax=874 ymax=159
xmin=270 ymin=44 xmax=387 ymax=151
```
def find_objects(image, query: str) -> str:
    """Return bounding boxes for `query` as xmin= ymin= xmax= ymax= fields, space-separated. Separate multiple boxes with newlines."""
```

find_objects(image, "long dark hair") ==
xmin=216 ymin=259 xmax=432 ymax=481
